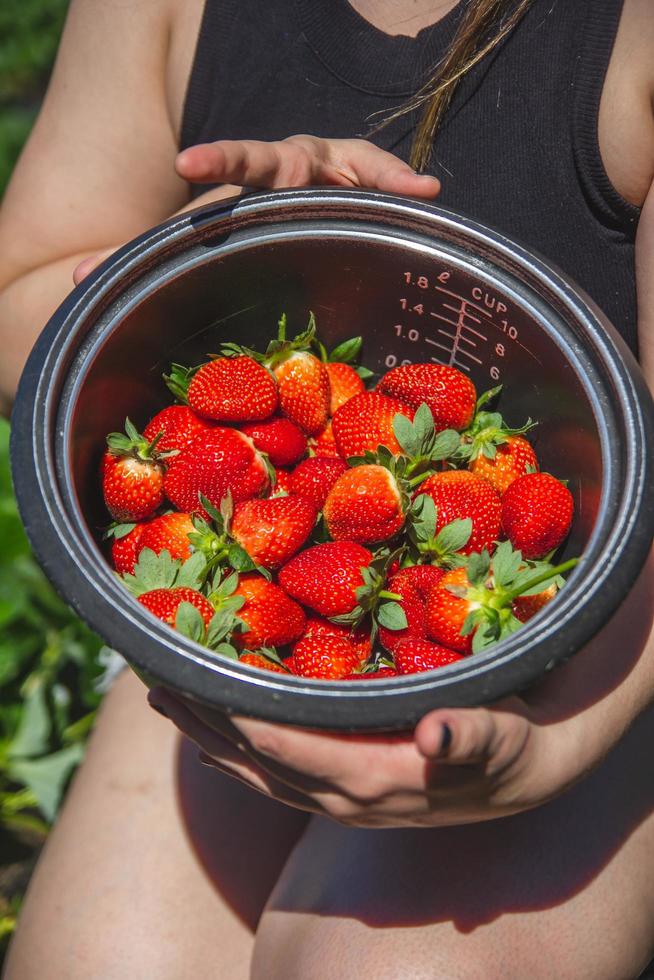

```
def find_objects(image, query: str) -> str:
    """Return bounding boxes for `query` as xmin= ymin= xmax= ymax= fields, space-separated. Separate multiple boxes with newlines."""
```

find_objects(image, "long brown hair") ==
xmin=382 ymin=0 xmax=534 ymax=171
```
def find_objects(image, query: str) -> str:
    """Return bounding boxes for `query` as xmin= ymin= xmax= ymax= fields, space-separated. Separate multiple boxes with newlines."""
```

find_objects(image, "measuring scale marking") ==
xmin=389 ymin=270 xmax=541 ymax=383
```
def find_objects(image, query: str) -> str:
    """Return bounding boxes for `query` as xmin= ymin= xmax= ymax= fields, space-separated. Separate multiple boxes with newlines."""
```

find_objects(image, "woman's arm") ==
xmin=0 ymin=0 xmax=187 ymax=409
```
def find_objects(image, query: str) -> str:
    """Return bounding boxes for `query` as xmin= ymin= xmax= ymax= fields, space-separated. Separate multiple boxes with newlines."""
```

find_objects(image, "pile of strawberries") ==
xmin=101 ymin=316 xmax=576 ymax=680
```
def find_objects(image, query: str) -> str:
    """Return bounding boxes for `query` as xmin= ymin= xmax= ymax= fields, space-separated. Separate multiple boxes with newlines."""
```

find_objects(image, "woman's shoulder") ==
xmin=600 ymin=0 xmax=654 ymax=207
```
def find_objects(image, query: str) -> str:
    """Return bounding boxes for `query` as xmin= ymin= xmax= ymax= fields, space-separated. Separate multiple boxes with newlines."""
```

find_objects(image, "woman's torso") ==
xmin=164 ymin=0 xmax=654 ymax=354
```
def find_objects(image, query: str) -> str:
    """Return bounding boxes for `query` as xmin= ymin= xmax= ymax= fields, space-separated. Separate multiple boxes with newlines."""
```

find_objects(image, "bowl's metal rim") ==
xmin=10 ymin=189 xmax=654 ymax=730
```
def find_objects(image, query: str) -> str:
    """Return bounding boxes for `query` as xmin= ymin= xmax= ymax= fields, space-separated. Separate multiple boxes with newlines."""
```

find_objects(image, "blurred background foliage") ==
xmin=0 ymin=0 xmax=106 ymax=956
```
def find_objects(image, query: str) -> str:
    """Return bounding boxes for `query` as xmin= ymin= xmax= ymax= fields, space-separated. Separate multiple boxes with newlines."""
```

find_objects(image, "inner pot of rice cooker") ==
xmin=10 ymin=188 xmax=654 ymax=732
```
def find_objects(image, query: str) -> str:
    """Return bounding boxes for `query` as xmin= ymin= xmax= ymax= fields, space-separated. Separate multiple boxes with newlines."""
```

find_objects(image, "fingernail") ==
xmin=440 ymin=723 xmax=452 ymax=755
xmin=148 ymin=700 xmax=168 ymax=719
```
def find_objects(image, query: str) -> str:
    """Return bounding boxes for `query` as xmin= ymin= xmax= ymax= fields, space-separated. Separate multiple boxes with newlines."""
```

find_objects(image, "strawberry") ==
xmin=417 ymin=470 xmax=501 ymax=556
xmin=378 ymin=564 xmax=445 ymax=654
xmin=164 ymin=429 xmax=269 ymax=514
xmin=241 ymin=417 xmax=307 ymax=467
xmin=513 ymin=583 xmax=558 ymax=623
xmin=229 ymin=572 xmax=306 ymax=649
xmin=332 ymin=391 xmax=413 ymax=458
xmin=394 ymin=638 xmax=466 ymax=674
xmin=184 ymin=355 xmax=278 ymax=422
xmin=278 ymin=541 xmax=373 ymax=618
xmin=143 ymin=405 xmax=217 ymax=454
xmin=138 ymin=512 xmax=195 ymax=562
xmin=425 ymin=544 xmax=578 ymax=654
xmin=323 ymin=464 xmax=405 ymax=544
xmin=138 ymin=587 xmax=214 ymax=627
xmin=378 ymin=363 xmax=476 ymax=432
xmin=230 ymin=496 xmax=317 ymax=570
xmin=239 ymin=652 xmax=290 ymax=674
xmin=272 ymin=351 xmax=330 ymax=435
xmin=309 ymin=419 xmax=341 ymax=458
xmin=501 ymin=472 xmax=574 ymax=559
xmin=288 ymin=634 xmax=362 ymax=679
xmin=110 ymin=523 xmax=147 ymax=574
xmin=302 ymin=617 xmax=371 ymax=662
xmin=425 ymin=566 xmax=478 ymax=654
xmin=469 ymin=435 xmax=538 ymax=495
xmin=288 ymin=456 xmax=348 ymax=509
xmin=102 ymin=419 xmax=169 ymax=521
xmin=271 ymin=468 xmax=293 ymax=495
xmin=326 ymin=361 xmax=365 ymax=414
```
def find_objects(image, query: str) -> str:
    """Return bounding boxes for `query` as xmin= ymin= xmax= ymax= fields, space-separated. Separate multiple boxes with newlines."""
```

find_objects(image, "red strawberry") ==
xmin=326 ymin=362 xmax=365 ymax=414
xmin=513 ymin=583 xmax=558 ymax=623
xmin=138 ymin=587 xmax=214 ymax=627
xmin=501 ymin=473 xmax=574 ymax=559
xmin=111 ymin=523 xmax=147 ymax=574
xmin=187 ymin=355 xmax=278 ymax=422
xmin=424 ymin=567 xmax=475 ymax=654
xmin=230 ymin=496 xmax=317 ymax=570
xmin=278 ymin=541 xmax=373 ymax=618
xmin=103 ymin=451 xmax=165 ymax=522
xmin=233 ymin=573 xmax=306 ymax=649
xmin=332 ymin=391 xmax=413 ymax=458
xmin=138 ymin=512 xmax=195 ymax=562
xmin=143 ymin=405 xmax=217 ymax=454
xmin=418 ymin=470 xmax=501 ymax=556
xmin=272 ymin=351 xmax=330 ymax=435
xmin=241 ymin=417 xmax=307 ymax=466
xmin=288 ymin=456 xmax=348 ymax=509
xmin=288 ymin=634 xmax=362 ymax=679
xmin=271 ymin=468 xmax=293 ymax=495
xmin=394 ymin=638 xmax=466 ymax=674
xmin=378 ymin=363 xmax=476 ymax=432
xmin=303 ymin=617 xmax=371 ymax=662
xmin=323 ymin=465 xmax=405 ymax=544
xmin=469 ymin=435 xmax=538 ymax=495
xmin=239 ymin=652 xmax=289 ymax=674
xmin=309 ymin=419 xmax=341 ymax=458
xmin=164 ymin=429 xmax=269 ymax=514
xmin=378 ymin=565 xmax=445 ymax=654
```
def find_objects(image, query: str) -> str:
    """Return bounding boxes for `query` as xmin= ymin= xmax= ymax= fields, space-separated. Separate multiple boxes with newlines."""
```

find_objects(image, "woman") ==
xmin=2 ymin=0 xmax=654 ymax=976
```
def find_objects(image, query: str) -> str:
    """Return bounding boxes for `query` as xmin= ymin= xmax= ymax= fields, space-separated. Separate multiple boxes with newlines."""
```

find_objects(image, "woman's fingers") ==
xmin=72 ymin=248 xmax=116 ymax=284
xmin=414 ymin=701 xmax=531 ymax=776
xmin=176 ymin=135 xmax=441 ymax=198
xmin=148 ymin=688 xmax=324 ymax=813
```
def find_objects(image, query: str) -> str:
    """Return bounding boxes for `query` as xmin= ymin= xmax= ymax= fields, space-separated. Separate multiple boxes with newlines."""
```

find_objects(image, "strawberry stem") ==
xmin=504 ymin=557 xmax=579 ymax=602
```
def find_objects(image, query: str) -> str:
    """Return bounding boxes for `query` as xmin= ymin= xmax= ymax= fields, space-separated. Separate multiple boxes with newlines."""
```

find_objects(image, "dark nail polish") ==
xmin=149 ymin=701 xmax=168 ymax=719
xmin=440 ymin=723 xmax=452 ymax=755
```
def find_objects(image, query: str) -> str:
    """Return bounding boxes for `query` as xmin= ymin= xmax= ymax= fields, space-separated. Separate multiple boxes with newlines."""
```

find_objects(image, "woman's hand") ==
xmin=148 ymin=549 xmax=654 ymax=829
xmin=175 ymin=134 xmax=441 ymax=197
xmin=73 ymin=135 xmax=440 ymax=283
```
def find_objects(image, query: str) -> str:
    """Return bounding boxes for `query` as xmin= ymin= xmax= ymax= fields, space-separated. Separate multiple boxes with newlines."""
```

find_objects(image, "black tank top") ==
xmin=181 ymin=0 xmax=640 ymax=356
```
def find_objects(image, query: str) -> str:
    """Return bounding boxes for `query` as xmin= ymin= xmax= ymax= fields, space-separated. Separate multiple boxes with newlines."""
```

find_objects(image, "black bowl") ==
xmin=11 ymin=189 xmax=654 ymax=731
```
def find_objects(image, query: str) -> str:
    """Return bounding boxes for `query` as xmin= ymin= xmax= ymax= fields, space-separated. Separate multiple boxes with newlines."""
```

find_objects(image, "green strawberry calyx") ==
xmin=454 ymin=386 xmax=536 ymax=463
xmin=220 ymin=312 xmax=318 ymax=372
xmin=406 ymin=494 xmax=472 ymax=569
xmin=313 ymin=333 xmax=375 ymax=381
xmin=120 ymin=548 xmax=208 ymax=597
xmin=446 ymin=541 xmax=579 ymax=653
xmin=106 ymin=418 xmax=175 ymax=462
xmin=162 ymin=363 xmax=200 ymax=404
xmin=331 ymin=547 xmax=408 ymax=637
xmin=188 ymin=493 xmax=272 ymax=579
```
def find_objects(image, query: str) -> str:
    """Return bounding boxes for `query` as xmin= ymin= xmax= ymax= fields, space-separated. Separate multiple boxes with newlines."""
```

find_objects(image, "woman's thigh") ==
xmin=253 ymin=705 xmax=654 ymax=980
xmin=4 ymin=670 xmax=309 ymax=980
